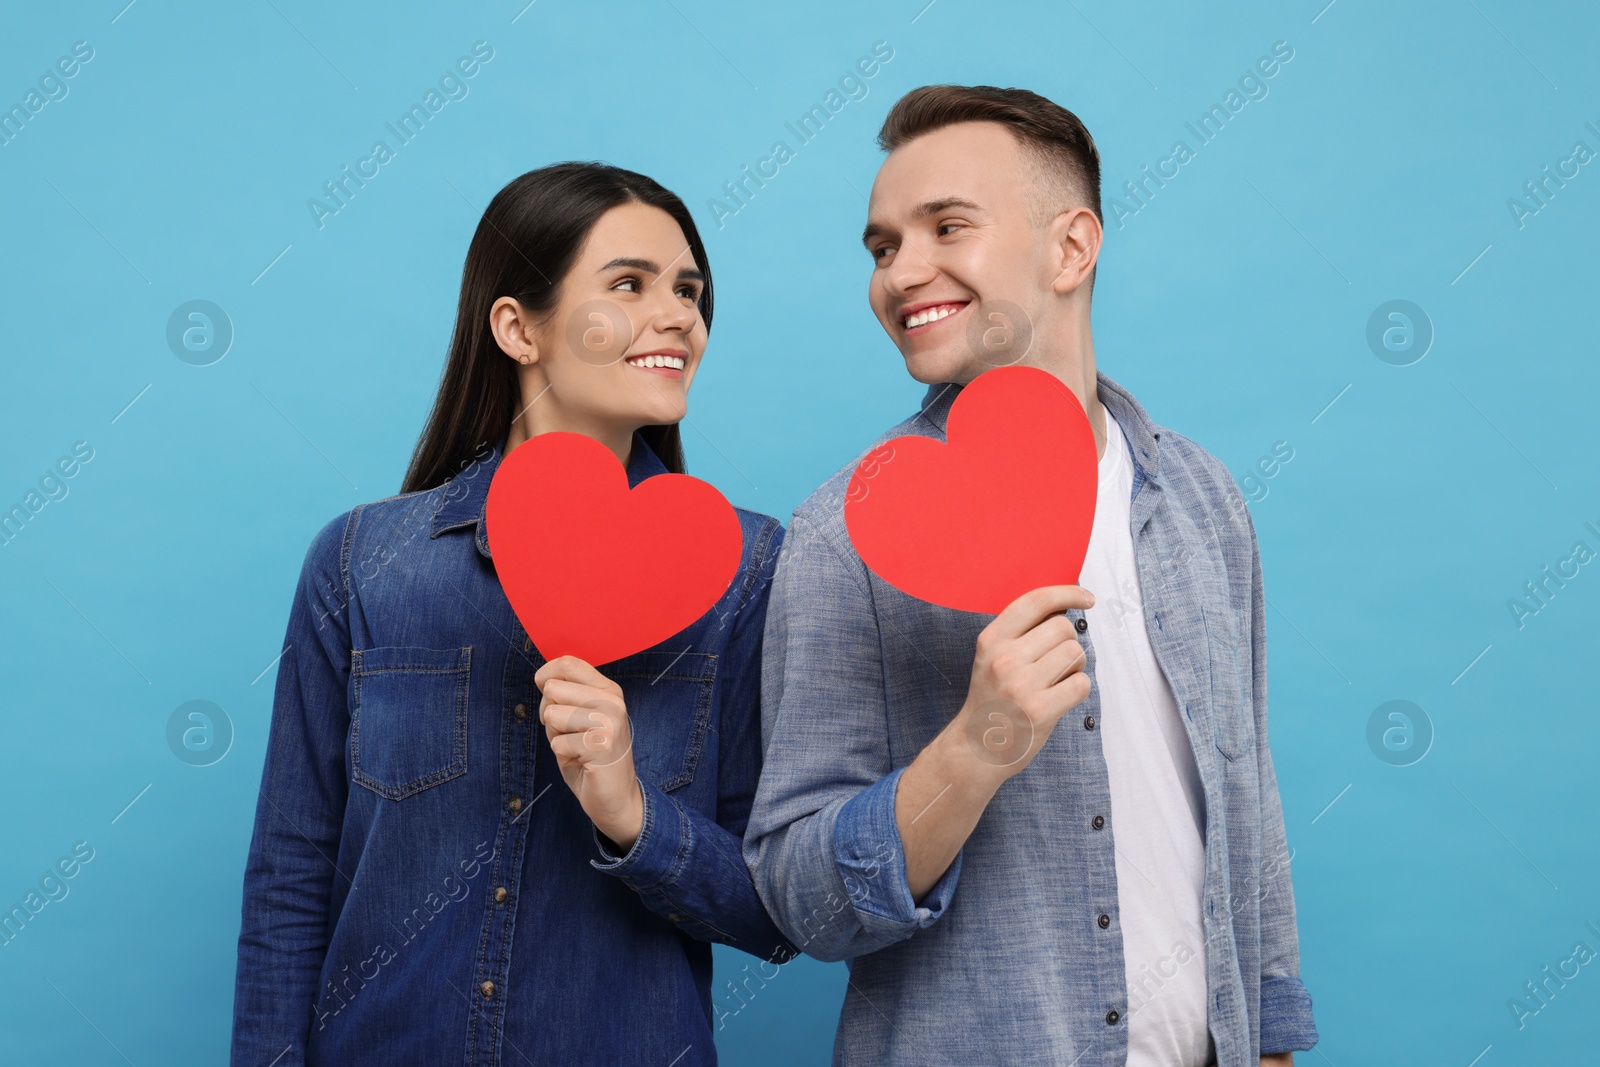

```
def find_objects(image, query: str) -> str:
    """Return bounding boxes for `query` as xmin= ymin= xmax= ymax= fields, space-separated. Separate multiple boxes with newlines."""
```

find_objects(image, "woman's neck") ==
xmin=504 ymin=411 xmax=634 ymax=468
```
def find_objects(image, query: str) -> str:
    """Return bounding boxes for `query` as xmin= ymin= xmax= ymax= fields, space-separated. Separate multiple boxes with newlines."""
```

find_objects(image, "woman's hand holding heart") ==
xmin=534 ymin=656 xmax=643 ymax=852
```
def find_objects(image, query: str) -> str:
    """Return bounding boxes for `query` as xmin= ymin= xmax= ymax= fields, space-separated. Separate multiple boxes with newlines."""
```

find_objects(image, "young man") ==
xmin=744 ymin=86 xmax=1318 ymax=1066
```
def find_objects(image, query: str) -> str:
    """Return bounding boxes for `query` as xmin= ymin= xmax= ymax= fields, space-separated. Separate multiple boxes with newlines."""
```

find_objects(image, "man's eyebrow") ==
xmin=599 ymin=256 xmax=705 ymax=283
xmin=860 ymin=196 xmax=985 ymax=247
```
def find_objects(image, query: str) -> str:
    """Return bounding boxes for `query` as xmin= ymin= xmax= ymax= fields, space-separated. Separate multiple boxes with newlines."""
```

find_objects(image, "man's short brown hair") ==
xmin=875 ymin=84 xmax=1102 ymax=227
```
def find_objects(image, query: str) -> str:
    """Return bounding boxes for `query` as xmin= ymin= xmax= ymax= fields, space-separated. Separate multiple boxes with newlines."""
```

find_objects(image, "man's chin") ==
xmin=902 ymin=348 xmax=986 ymax=387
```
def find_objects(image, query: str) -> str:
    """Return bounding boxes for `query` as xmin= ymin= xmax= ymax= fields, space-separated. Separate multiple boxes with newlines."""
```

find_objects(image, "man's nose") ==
xmin=883 ymin=242 xmax=937 ymax=296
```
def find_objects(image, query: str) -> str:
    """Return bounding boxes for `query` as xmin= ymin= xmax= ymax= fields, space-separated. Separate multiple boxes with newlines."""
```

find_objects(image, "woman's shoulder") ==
xmin=725 ymin=506 xmax=784 ymax=606
xmin=297 ymin=485 xmax=451 ymax=574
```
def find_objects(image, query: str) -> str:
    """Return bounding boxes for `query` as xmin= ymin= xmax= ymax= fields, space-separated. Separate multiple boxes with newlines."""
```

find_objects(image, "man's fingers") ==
xmin=1010 ymin=613 xmax=1079 ymax=665
xmin=989 ymin=585 xmax=1095 ymax=640
xmin=1031 ymin=637 xmax=1087 ymax=689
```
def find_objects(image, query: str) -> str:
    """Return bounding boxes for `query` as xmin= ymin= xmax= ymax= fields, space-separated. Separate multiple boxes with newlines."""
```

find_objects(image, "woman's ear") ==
xmin=1046 ymin=206 xmax=1102 ymax=296
xmin=490 ymin=296 xmax=541 ymax=365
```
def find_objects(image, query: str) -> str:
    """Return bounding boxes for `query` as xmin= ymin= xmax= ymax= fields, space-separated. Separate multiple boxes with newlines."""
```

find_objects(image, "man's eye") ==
xmin=872 ymin=245 xmax=895 ymax=261
xmin=938 ymin=223 xmax=962 ymax=236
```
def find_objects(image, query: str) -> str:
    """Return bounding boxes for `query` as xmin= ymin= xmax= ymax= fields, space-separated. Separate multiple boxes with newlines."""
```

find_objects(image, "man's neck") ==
xmin=1024 ymin=327 xmax=1106 ymax=461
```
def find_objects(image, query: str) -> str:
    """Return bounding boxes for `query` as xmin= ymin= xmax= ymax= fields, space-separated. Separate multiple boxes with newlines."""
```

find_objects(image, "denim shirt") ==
xmin=744 ymin=371 xmax=1319 ymax=1066
xmin=231 ymin=432 xmax=794 ymax=1067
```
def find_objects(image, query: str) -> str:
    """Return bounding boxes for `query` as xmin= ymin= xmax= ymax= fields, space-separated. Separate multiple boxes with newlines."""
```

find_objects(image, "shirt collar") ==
xmin=430 ymin=430 xmax=671 ymax=558
xmin=914 ymin=368 xmax=1164 ymax=485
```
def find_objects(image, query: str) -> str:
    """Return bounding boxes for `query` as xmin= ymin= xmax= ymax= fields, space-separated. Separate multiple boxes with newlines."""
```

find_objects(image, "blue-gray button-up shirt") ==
xmin=744 ymin=370 xmax=1318 ymax=1065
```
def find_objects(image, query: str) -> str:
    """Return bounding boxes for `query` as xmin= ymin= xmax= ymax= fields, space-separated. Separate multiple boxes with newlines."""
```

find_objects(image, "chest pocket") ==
xmin=351 ymin=645 xmax=471 ymax=800
xmin=1200 ymin=604 xmax=1253 ymax=762
xmin=606 ymin=650 xmax=717 ymax=793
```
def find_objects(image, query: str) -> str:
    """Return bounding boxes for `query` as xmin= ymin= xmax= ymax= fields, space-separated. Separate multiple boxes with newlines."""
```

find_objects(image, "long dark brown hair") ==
xmin=400 ymin=162 xmax=714 ymax=493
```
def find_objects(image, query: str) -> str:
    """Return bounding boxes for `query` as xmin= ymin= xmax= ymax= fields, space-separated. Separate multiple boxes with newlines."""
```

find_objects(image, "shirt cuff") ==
xmin=832 ymin=765 xmax=962 ymax=943
xmin=1259 ymin=974 xmax=1319 ymax=1053
xmin=589 ymin=777 xmax=686 ymax=889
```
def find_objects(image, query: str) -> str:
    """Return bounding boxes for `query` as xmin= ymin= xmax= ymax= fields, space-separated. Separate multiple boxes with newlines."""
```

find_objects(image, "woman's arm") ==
xmin=546 ymin=519 xmax=797 ymax=962
xmin=230 ymin=513 xmax=354 ymax=1067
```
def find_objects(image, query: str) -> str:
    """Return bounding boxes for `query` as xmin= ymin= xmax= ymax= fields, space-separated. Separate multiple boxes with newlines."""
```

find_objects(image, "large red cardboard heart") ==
xmin=844 ymin=365 xmax=1098 ymax=615
xmin=485 ymin=432 xmax=743 ymax=666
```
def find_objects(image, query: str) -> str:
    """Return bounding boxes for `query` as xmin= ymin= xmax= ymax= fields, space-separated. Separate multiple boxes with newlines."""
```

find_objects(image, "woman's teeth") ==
xmin=905 ymin=304 xmax=963 ymax=328
xmin=624 ymin=354 xmax=686 ymax=370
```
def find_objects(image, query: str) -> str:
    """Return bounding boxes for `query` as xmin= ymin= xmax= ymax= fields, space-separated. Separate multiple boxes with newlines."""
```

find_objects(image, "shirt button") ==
xmin=523 ymin=636 xmax=531 ymax=651
xmin=1075 ymin=617 xmax=1088 ymax=633
xmin=480 ymin=980 xmax=495 ymax=998
xmin=1092 ymin=815 xmax=1105 ymax=830
xmin=494 ymin=886 xmax=508 ymax=904
xmin=1083 ymin=715 xmax=1096 ymax=730
xmin=1098 ymin=913 xmax=1111 ymax=929
xmin=514 ymin=702 xmax=527 ymax=721
xmin=1106 ymin=1009 xmax=1120 ymax=1025
xmin=667 ymin=912 xmax=683 ymax=921
xmin=508 ymin=796 xmax=522 ymax=814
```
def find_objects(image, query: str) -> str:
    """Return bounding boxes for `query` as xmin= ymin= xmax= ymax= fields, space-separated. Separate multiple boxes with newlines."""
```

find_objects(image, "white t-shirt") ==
xmin=1078 ymin=408 xmax=1214 ymax=1067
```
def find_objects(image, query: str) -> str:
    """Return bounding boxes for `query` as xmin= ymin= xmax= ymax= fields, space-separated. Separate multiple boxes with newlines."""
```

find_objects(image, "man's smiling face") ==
xmin=863 ymin=120 xmax=1067 ymax=386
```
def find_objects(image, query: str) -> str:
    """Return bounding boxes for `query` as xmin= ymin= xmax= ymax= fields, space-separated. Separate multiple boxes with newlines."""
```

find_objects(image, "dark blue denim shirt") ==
xmin=231 ymin=432 xmax=793 ymax=1067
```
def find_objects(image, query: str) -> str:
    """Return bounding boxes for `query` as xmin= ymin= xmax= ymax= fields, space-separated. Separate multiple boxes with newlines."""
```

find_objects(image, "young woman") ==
xmin=231 ymin=163 xmax=793 ymax=1066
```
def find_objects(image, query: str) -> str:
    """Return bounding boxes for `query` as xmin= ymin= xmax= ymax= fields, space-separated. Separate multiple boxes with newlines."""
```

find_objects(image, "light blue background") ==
xmin=2 ymin=0 xmax=1596 ymax=1063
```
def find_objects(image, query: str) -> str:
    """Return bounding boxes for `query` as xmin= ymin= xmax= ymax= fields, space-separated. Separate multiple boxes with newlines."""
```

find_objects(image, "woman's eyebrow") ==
xmin=600 ymin=256 xmax=659 ymax=273
xmin=599 ymin=257 xmax=705 ymax=283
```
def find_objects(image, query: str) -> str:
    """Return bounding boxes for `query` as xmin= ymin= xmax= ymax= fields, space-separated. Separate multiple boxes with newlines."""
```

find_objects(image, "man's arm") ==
xmin=1243 ymin=502 xmax=1319 ymax=1055
xmin=895 ymin=585 xmax=1095 ymax=899
xmin=743 ymin=513 xmax=1094 ymax=958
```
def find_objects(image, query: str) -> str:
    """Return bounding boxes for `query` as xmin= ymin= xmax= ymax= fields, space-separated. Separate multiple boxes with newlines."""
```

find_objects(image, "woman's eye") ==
xmin=676 ymin=285 xmax=700 ymax=300
xmin=612 ymin=277 xmax=641 ymax=293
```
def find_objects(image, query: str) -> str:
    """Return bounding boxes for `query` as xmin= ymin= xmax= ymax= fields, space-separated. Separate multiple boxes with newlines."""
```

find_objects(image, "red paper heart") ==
xmin=485 ymin=432 xmax=743 ymax=666
xmin=844 ymin=365 xmax=1098 ymax=615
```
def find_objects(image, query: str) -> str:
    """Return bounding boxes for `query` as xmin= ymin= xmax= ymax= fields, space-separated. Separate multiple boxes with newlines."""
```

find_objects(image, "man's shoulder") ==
xmin=1144 ymin=420 xmax=1253 ymax=537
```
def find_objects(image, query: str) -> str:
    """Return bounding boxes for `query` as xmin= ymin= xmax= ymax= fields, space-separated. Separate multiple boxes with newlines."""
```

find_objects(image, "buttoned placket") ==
xmin=464 ymin=622 xmax=542 ymax=1065
xmin=1071 ymin=607 xmax=1128 ymax=1039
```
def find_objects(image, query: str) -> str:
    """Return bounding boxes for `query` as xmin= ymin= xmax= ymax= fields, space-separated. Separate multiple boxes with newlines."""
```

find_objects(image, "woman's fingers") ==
xmin=534 ymin=655 xmax=619 ymax=694
xmin=541 ymin=699 xmax=624 ymax=735
xmin=547 ymin=726 xmax=631 ymax=766
xmin=539 ymin=679 xmax=624 ymax=719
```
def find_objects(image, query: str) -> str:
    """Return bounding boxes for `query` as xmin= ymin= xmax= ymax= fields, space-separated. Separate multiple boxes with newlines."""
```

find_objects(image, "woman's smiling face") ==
xmin=495 ymin=200 xmax=708 ymax=452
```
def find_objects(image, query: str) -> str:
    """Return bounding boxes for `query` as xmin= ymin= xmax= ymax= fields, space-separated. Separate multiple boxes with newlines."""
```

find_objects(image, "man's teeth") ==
xmin=625 ymin=354 xmax=686 ymax=370
xmin=904 ymin=304 xmax=963 ymax=328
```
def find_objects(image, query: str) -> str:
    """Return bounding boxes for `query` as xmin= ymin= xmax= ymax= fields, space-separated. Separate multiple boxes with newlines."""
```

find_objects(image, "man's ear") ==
xmin=1046 ymin=206 xmax=1102 ymax=296
xmin=489 ymin=296 xmax=541 ymax=365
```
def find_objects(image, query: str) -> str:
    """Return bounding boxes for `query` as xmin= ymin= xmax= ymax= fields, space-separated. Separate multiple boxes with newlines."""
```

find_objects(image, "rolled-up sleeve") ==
xmin=743 ymin=513 xmax=961 ymax=963
xmin=1244 ymin=502 xmax=1319 ymax=1053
